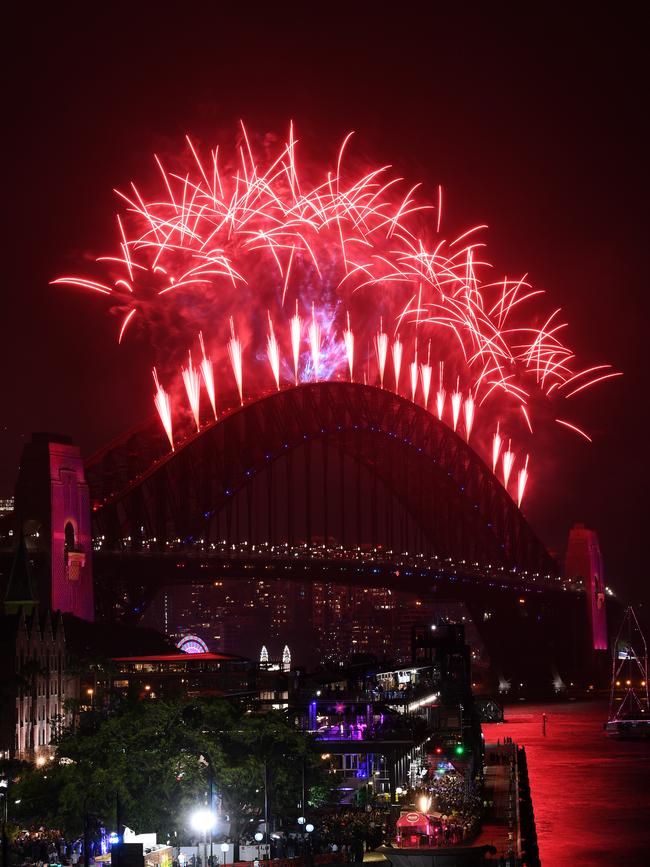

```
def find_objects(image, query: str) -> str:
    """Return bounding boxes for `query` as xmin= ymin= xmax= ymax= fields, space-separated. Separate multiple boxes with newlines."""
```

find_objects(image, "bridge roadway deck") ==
xmin=91 ymin=549 xmax=572 ymax=599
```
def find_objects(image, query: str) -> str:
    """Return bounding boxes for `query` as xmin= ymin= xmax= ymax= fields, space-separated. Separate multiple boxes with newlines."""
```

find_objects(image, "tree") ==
xmin=12 ymin=698 xmax=334 ymax=843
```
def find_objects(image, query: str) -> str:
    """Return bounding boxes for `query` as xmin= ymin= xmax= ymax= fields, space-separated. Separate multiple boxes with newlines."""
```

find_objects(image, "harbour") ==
xmin=484 ymin=701 xmax=650 ymax=865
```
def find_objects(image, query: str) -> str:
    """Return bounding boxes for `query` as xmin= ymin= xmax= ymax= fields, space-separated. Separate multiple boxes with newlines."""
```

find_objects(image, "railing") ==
xmin=231 ymin=856 xmax=345 ymax=867
xmin=291 ymin=683 xmax=440 ymax=705
xmin=93 ymin=540 xmax=574 ymax=592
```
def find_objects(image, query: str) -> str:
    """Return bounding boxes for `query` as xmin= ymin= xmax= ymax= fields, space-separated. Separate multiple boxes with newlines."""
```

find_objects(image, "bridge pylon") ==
xmin=14 ymin=433 xmax=94 ymax=621
xmin=565 ymin=523 xmax=607 ymax=651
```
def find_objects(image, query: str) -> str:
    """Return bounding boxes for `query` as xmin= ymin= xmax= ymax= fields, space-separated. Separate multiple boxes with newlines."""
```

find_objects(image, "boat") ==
xmin=605 ymin=606 xmax=650 ymax=738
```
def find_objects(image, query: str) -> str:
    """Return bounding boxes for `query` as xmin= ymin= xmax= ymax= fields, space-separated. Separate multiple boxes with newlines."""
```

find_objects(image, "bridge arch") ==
xmin=88 ymin=382 xmax=555 ymax=574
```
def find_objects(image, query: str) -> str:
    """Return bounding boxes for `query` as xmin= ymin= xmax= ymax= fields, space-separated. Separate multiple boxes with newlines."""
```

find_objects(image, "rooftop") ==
xmin=111 ymin=652 xmax=245 ymax=663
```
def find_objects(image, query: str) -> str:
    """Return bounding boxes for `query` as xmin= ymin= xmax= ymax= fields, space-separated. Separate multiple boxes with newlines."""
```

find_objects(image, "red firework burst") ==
xmin=52 ymin=123 xmax=621 ymax=508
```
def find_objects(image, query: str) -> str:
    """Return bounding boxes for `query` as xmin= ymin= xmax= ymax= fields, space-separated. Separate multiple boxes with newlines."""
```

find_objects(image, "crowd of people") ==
xmin=9 ymin=776 xmax=485 ymax=865
xmin=315 ymin=808 xmax=387 ymax=852
xmin=433 ymin=773 xmax=482 ymax=839
xmin=11 ymin=830 xmax=69 ymax=866
xmin=404 ymin=771 xmax=482 ymax=846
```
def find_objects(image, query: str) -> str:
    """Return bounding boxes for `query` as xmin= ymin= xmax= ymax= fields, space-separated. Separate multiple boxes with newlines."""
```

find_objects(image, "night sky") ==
xmin=3 ymin=6 xmax=647 ymax=603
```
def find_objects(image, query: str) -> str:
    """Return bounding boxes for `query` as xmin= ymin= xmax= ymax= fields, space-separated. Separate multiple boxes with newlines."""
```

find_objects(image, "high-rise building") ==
xmin=141 ymin=577 xmax=486 ymax=671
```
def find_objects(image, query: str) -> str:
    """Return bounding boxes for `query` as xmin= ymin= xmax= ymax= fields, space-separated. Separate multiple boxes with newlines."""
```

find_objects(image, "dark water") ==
xmin=483 ymin=701 xmax=650 ymax=866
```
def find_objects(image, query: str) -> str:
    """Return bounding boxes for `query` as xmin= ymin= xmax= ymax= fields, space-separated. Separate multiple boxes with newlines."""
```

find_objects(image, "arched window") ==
xmin=64 ymin=522 xmax=76 ymax=552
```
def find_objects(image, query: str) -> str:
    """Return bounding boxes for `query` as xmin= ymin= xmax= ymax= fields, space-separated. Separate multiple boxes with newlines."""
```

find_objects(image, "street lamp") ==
xmin=191 ymin=808 xmax=217 ymax=832
xmin=254 ymin=832 xmax=264 ymax=862
xmin=304 ymin=823 xmax=314 ymax=867
xmin=190 ymin=808 xmax=216 ymax=867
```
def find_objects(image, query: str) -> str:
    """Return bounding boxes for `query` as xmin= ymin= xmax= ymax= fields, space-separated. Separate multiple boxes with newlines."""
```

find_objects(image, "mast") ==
xmin=608 ymin=606 xmax=649 ymax=723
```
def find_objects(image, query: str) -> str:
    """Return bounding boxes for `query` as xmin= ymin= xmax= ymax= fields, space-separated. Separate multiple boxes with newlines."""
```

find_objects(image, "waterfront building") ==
xmin=284 ymin=624 xmax=480 ymax=803
xmin=0 ymin=536 xmax=70 ymax=760
xmin=107 ymin=649 xmax=255 ymax=700
xmin=0 ymin=608 xmax=70 ymax=761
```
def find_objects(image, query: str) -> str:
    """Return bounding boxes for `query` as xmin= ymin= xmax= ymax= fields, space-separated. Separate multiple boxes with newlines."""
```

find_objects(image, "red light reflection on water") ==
xmin=484 ymin=701 xmax=650 ymax=866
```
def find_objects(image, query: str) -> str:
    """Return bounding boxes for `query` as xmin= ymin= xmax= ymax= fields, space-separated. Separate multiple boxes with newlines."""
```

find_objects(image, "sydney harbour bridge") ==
xmin=87 ymin=383 xmax=555 ymax=596
xmin=7 ymin=380 xmax=607 ymax=687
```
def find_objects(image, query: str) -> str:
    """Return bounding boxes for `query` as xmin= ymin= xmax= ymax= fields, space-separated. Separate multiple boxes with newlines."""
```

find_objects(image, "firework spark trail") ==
xmin=464 ymin=391 xmax=475 ymax=442
xmin=51 ymin=276 xmax=113 ymax=295
xmin=282 ymin=244 xmax=295 ymax=306
xmin=266 ymin=311 xmax=281 ymax=390
xmin=53 ymin=126 xmax=621 ymax=492
xmin=451 ymin=377 xmax=462 ymax=431
xmin=492 ymin=422 xmax=502 ymax=473
xmin=517 ymin=454 xmax=529 ymax=508
xmin=118 ymin=308 xmax=137 ymax=344
xmin=410 ymin=359 xmax=419 ymax=403
xmin=374 ymin=318 xmax=388 ymax=388
xmin=421 ymin=363 xmax=432 ymax=410
xmin=420 ymin=339 xmax=432 ymax=409
xmin=503 ymin=440 xmax=515 ymax=489
xmin=555 ymin=418 xmax=593 ymax=443
xmin=436 ymin=361 xmax=446 ymax=421
xmin=520 ymin=405 xmax=533 ymax=434
xmin=556 ymin=364 xmax=620 ymax=395
xmin=290 ymin=301 xmax=302 ymax=386
xmin=392 ymin=336 xmax=403 ymax=392
xmin=153 ymin=367 xmax=174 ymax=450
xmin=410 ymin=337 xmax=419 ymax=403
xmin=181 ymin=351 xmax=202 ymax=432
xmin=228 ymin=317 xmax=243 ymax=405
xmin=199 ymin=332 xmax=217 ymax=419
xmin=561 ymin=369 xmax=623 ymax=398
xmin=309 ymin=303 xmax=321 ymax=381
xmin=344 ymin=311 xmax=354 ymax=381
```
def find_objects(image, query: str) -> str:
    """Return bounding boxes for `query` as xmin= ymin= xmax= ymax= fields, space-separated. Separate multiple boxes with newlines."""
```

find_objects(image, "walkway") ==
xmin=471 ymin=744 xmax=518 ymax=861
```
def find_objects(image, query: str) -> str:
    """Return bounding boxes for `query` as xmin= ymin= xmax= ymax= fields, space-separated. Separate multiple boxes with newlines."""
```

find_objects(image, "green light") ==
xmin=454 ymin=744 xmax=465 ymax=756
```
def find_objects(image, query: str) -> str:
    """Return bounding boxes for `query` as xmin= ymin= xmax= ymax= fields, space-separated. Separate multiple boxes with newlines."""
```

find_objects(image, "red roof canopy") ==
xmin=396 ymin=812 xmax=432 ymax=832
xmin=111 ymin=652 xmax=240 ymax=662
